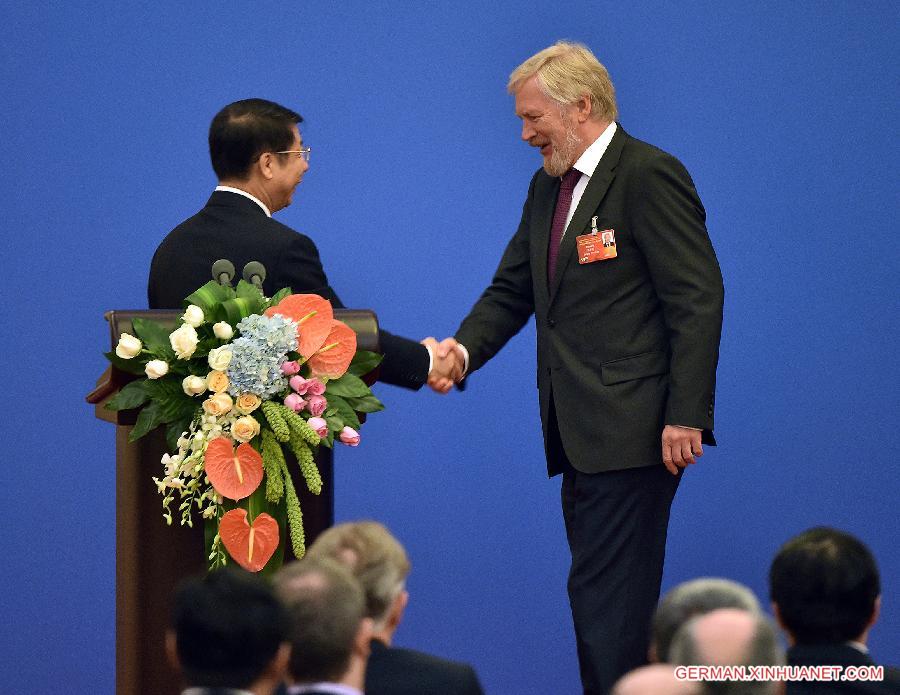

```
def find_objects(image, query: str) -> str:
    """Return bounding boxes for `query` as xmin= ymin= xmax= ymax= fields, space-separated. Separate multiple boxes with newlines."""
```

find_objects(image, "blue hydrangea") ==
xmin=226 ymin=314 xmax=298 ymax=398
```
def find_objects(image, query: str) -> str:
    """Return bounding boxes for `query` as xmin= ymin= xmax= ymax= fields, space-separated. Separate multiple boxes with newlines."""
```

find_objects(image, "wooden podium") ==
xmin=87 ymin=309 xmax=381 ymax=695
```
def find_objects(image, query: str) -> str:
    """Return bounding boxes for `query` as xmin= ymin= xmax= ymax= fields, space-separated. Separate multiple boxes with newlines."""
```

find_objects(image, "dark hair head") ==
xmin=171 ymin=566 xmax=288 ymax=689
xmin=769 ymin=527 xmax=880 ymax=644
xmin=274 ymin=558 xmax=367 ymax=683
xmin=209 ymin=98 xmax=303 ymax=180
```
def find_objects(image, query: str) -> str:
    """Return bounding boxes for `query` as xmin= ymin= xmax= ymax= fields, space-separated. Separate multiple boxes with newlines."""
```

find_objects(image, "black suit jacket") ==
xmin=148 ymin=190 xmax=429 ymax=390
xmin=786 ymin=643 xmax=900 ymax=695
xmin=365 ymin=639 xmax=484 ymax=695
xmin=455 ymin=126 xmax=724 ymax=473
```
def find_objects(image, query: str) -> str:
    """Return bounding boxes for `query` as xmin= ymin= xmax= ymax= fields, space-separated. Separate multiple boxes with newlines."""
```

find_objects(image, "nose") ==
xmin=521 ymin=120 xmax=535 ymax=142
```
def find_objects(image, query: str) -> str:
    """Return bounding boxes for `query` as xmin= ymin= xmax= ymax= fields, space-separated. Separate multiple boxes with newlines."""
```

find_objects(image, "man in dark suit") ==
xmin=274 ymin=558 xmax=373 ymax=695
xmin=770 ymin=527 xmax=900 ymax=695
xmin=166 ymin=567 xmax=291 ymax=695
xmin=148 ymin=98 xmax=458 ymax=390
xmin=307 ymin=521 xmax=484 ymax=695
xmin=434 ymin=41 xmax=724 ymax=693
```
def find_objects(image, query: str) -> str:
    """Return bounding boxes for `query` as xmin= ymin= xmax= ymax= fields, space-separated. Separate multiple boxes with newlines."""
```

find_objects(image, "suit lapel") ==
xmin=531 ymin=175 xmax=560 ymax=301
xmin=549 ymin=127 xmax=627 ymax=304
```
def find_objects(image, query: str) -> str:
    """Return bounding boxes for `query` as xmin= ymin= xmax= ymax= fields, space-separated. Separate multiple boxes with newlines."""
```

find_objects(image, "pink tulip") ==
xmin=306 ymin=395 xmax=327 ymax=417
xmin=284 ymin=393 xmax=306 ymax=412
xmin=280 ymin=360 xmax=300 ymax=376
xmin=289 ymin=376 xmax=310 ymax=394
xmin=339 ymin=426 xmax=360 ymax=447
xmin=307 ymin=417 xmax=328 ymax=438
xmin=305 ymin=378 xmax=326 ymax=396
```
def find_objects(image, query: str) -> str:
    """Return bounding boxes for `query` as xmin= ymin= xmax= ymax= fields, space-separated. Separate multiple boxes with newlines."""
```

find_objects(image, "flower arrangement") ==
xmin=104 ymin=280 xmax=383 ymax=573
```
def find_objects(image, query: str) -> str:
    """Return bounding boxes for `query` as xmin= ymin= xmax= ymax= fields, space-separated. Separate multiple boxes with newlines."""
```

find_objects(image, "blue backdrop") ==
xmin=2 ymin=2 xmax=897 ymax=693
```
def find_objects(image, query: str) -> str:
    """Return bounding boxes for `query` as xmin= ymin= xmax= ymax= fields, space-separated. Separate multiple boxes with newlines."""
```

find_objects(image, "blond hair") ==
xmin=307 ymin=521 xmax=411 ymax=625
xmin=508 ymin=41 xmax=618 ymax=122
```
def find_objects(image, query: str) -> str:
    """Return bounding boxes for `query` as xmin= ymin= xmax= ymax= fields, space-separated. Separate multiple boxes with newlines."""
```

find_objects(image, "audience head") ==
xmin=166 ymin=566 xmax=290 ymax=693
xmin=273 ymin=557 xmax=373 ymax=686
xmin=670 ymin=609 xmax=783 ymax=695
xmin=651 ymin=578 xmax=761 ymax=662
xmin=209 ymin=98 xmax=303 ymax=181
xmin=769 ymin=526 xmax=880 ymax=646
xmin=611 ymin=664 xmax=701 ymax=695
xmin=307 ymin=520 xmax=411 ymax=639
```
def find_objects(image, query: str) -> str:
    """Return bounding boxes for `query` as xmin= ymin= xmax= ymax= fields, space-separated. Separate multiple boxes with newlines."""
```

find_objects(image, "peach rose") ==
xmin=235 ymin=393 xmax=262 ymax=414
xmin=231 ymin=416 xmax=260 ymax=443
xmin=207 ymin=370 xmax=230 ymax=393
xmin=202 ymin=392 xmax=233 ymax=417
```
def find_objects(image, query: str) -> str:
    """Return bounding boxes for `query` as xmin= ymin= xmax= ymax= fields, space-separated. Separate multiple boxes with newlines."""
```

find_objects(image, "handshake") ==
xmin=420 ymin=337 xmax=466 ymax=394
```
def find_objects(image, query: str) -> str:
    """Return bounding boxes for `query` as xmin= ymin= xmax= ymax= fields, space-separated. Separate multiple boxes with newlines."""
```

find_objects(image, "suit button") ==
xmin=548 ymin=318 xmax=556 ymax=328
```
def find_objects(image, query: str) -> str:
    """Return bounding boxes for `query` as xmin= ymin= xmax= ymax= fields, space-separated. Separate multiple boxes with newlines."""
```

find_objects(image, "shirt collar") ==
xmin=214 ymin=185 xmax=272 ymax=217
xmin=572 ymin=121 xmax=617 ymax=178
xmin=182 ymin=688 xmax=254 ymax=695
xmin=846 ymin=640 xmax=869 ymax=654
xmin=286 ymin=684 xmax=363 ymax=695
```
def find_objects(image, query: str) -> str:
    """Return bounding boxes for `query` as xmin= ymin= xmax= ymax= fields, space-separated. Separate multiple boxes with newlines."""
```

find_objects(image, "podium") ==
xmin=87 ymin=308 xmax=381 ymax=695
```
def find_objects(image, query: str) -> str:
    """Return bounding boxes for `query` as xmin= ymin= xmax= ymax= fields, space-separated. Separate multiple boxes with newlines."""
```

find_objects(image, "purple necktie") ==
xmin=547 ymin=168 xmax=581 ymax=286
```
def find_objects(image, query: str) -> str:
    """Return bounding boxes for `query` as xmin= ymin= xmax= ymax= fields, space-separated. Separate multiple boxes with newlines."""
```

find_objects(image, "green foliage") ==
xmin=324 ymin=396 xmax=360 ymax=430
xmin=343 ymin=394 xmax=384 ymax=413
xmin=103 ymin=351 xmax=146 ymax=375
xmin=281 ymin=406 xmax=321 ymax=448
xmin=280 ymin=458 xmax=306 ymax=559
xmin=131 ymin=317 xmax=176 ymax=361
xmin=289 ymin=435 xmax=322 ymax=495
xmin=325 ymin=372 xmax=370 ymax=398
xmin=235 ymin=280 xmax=266 ymax=313
xmin=261 ymin=401 xmax=290 ymax=442
xmin=268 ymin=287 xmax=292 ymax=307
xmin=260 ymin=429 xmax=286 ymax=503
xmin=348 ymin=350 xmax=383 ymax=377
xmin=105 ymin=380 xmax=150 ymax=411
xmin=185 ymin=281 xmax=235 ymax=318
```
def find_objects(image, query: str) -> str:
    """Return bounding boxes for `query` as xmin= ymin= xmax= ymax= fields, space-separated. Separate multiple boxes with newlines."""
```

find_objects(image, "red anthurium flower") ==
xmin=307 ymin=320 xmax=357 ymax=379
xmin=219 ymin=509 xmax=279 ymax=572
xmin=204 ymin=437 xmax=263 ymax=500
xmin=264 ymin=294 xmax=333 ymax=359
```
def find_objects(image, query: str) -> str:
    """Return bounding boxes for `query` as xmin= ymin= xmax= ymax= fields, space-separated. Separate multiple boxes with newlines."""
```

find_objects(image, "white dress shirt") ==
xmin=215 ymin=185 xmax=272 ymax=217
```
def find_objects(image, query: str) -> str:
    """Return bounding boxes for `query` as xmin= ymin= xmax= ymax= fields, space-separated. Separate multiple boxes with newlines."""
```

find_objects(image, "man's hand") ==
xmin=421 ymin=337 xmax=464 ymax=394
xmin=661 ymin=425 xmax=703 ymax=475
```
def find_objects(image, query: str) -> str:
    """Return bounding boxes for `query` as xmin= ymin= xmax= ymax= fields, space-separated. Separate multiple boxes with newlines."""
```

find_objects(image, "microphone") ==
xmin=211 ymin=259 xmax=236 ymax=287
xmin=242 ymin=261 xmax=267 ymax=292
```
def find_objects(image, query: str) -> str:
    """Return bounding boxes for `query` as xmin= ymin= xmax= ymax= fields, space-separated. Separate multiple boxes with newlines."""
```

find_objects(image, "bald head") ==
xmin=612 ymin=664 xmax=700 ymax=695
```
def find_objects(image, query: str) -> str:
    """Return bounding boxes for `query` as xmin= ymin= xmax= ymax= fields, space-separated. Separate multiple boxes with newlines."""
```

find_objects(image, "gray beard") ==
xmin=543 ymin=123 xmax=581 ymax=177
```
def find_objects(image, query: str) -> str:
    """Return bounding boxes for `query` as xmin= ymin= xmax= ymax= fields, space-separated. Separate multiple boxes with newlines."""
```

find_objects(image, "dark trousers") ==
xmin=551 ymin=407 xmax=681 ymax=694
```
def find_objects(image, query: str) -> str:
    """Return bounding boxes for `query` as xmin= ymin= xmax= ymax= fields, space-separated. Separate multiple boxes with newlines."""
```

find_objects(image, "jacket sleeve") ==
xmin=629 ymin=152 xmax=724 ymax=436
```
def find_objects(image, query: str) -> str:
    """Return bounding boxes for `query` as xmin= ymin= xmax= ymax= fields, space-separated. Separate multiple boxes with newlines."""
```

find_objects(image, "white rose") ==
xmin=213 ymin=321 xmax=234 ymax=340
xmin=115 ymin=332 xmax=142 ymax=359
xmin=169 ymin=324 xmax=199 ymax=360
xmin=145 ymin=359 xmax=169 ymax=379
xmin=182 ymin=375 xmax=207 ymax=396
xmin=208 ymin=346 xmax=233 ymax=371
xmin=181 ymin=304 xmax=205 ymax=327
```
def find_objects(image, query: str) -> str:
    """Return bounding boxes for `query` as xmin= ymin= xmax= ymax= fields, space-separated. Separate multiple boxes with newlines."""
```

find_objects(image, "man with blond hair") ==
xmin=308 ymin=521 xmax=483 ymax=695
xmin=435 ymin=41 xmax=724 ymax=693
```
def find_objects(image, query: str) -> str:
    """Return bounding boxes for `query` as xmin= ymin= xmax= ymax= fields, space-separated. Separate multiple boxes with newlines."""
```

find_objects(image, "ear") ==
xmin=355 ymin=617 xmax=376 ymax=657
xmin=164 ymin=630 xmax=180 ymax=672
xmin=389 ymin=590 xmax=409 ymax=630
xmin=256 ymin=152 xmax=276 ymax=180
xmin=263 ymin=642 xmax=292 ymax=682
xmin=575 ymin=93 xmax=593 ymax=123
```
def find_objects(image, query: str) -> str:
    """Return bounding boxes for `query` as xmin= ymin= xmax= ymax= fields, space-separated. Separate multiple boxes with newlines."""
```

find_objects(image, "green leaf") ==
xmin=269 ymin=287 xmax=292 ymax=307
xmin=221 ymin=297 xmax=258 ymax=325
xmin=132 ymin=317 xmax=176 ymax=358
xmin=325 ymin=373 xmax=370 ymax=398
xmin=348 ymin=350 xmax=383 ymax=377
xmin=105 ymin=380 xmax=150 ymax=411
xmin=343 ymin=394 xmax=384 ymax=413
xmin=165 ymin=417 xmax=193 ymax=451
xmin=324 ymin=412 xmax=344 ymax=432
xmin=129 ymin=401 xmax=164 ymax=441
xmin=104 ymin=351 xmax=146 ymax=376
xmin=235 ymin=280 xmax=266 ymax=314
xmin=185 ymin=281 xmax=234 ymax=315
xmin=326 ymin=396 xmax=360 ymax=430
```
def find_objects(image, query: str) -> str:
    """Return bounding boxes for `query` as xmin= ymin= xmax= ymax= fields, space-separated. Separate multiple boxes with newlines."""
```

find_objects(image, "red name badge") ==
xmin=577 ymin=228 xmax=617 ymax=264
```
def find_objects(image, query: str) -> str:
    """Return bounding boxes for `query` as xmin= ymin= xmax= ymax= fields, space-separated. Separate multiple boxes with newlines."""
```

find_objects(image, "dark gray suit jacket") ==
xmin=455 ymin=126 xmax=724 ymax=473
xmin=787 ymin=643 xmax=900 ymax=694
xmin=365 ymin=639 xmax=484 ymax=695
xmin=148 ymin=190 xmax=429 ymax=390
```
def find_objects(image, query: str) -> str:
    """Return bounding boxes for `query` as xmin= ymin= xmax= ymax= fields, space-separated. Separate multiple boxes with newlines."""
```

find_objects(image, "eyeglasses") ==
xmin=275 ymin=147 xmax=311 ymax=162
